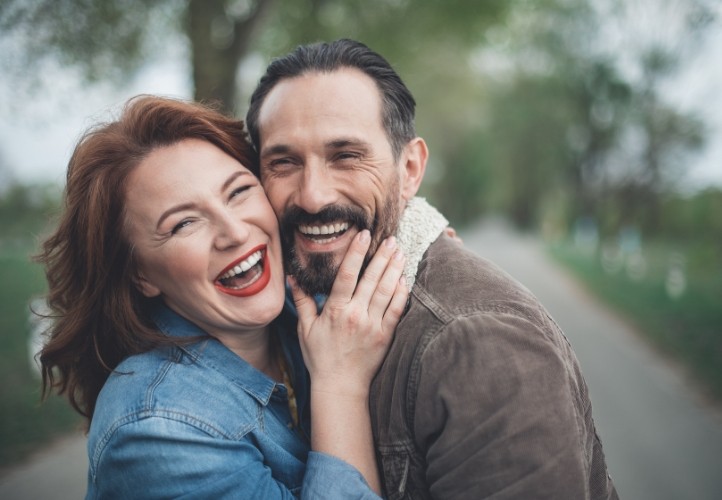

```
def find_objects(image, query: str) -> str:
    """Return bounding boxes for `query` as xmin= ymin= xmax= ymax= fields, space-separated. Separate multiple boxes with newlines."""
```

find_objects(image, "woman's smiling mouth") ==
xmin=214 ymin=244 xmax=271 ymax=297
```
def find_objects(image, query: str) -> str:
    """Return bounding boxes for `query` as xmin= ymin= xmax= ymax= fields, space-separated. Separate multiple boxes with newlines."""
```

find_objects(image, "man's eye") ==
xmin=335 ymin=152 xmax=360 ymax=161
xmin=264 ymin=158 xmax=299 ymax=177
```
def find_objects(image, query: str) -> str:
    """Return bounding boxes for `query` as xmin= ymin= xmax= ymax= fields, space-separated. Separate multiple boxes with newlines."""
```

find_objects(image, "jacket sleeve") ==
xmin=87 ymin=417 xmax=381 ymax=499
xmin=413 ymin=311 xmax=593 ymax=500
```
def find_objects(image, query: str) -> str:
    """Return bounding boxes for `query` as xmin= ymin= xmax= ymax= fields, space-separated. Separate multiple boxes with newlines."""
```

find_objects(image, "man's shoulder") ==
xmin=412 ymin=234 xmax=546 ymax=323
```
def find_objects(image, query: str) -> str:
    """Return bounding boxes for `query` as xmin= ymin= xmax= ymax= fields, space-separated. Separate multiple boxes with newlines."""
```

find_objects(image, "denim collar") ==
xmin=149 ymin=301 xmax=280 ymax=406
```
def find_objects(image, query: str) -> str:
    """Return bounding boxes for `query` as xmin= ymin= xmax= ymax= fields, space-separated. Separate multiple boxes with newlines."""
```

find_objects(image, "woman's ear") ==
xmin=400 ymin=137 xmax=428 ymax=201
xmin=134 ymin=273 xmax=161 ymax=298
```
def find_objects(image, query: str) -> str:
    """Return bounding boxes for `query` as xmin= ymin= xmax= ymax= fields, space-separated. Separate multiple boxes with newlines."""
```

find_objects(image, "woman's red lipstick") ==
xmin=214 ymin=244 xmax=271 ymax=297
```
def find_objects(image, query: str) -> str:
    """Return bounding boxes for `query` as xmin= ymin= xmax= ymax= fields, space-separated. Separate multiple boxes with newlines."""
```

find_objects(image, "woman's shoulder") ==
xmin=90 ymin=345 xmax=262 ymax=445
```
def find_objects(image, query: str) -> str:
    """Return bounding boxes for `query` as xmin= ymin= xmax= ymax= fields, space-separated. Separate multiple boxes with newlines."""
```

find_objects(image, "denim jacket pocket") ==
xmin=379 ymin=448 xmax=410 ymax=500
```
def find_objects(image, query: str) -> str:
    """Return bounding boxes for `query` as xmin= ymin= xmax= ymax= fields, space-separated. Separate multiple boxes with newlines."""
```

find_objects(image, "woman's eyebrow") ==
xmin=156 ymin=202 xmax=196 ymax=231
xmin=156 ymin=170 xmax=250 ymax=230
xmin=220 ymin=170 xmax=250 ymax=192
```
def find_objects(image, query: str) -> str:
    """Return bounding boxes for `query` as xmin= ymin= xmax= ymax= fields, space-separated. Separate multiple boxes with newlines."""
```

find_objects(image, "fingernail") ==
xmin=384 ymin=236 xmax=397 ymax=248
xmin=393 ymin=249 xmax=404 ymax=260
xmin=359 ymin=230 xmax=370 ymax=244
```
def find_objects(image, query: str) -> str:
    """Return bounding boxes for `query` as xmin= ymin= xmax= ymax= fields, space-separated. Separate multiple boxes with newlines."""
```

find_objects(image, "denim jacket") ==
xmin=371 ymin=235 xmax=618 ymax=499
xmin=86 ymin=301 xmax=379 ymax=499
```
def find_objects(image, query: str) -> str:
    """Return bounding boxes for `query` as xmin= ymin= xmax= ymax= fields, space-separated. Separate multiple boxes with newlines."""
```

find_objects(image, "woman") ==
xmin=38 ymin=95 xmax=408 ymax=498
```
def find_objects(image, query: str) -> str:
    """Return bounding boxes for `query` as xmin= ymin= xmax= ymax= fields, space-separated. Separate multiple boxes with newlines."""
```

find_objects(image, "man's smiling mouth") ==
xmin=298 ymin=222 xmax=350 ymax=244
xmin=215 ymin=245 xmax=271 ymax=297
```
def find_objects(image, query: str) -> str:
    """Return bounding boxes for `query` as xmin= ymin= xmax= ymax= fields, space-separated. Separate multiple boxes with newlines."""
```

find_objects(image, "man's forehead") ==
xmin=257 ymin=68 xmax=386 ymax=150
xmin=258 ymin=69 xmax=381 ymax=123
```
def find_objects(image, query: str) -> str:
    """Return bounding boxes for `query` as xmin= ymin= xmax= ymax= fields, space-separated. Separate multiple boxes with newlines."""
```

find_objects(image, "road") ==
xmin=463 ymin=218 xmax=722 ymax=500
xmin=1 ymin=218 xmax=721 ymax=499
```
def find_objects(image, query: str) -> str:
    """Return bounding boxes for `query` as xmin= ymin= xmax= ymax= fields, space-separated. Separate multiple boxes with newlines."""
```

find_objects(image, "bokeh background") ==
xmin=1 ymin=0 xmax=721 ymax=498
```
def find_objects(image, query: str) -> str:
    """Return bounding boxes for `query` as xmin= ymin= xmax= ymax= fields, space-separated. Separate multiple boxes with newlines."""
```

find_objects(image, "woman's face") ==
xmin=124 ymin=138 xmax=285 ymax=343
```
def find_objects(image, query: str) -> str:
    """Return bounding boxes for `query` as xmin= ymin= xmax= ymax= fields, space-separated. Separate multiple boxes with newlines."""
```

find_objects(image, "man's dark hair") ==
xmin=246 ymin=39 xmax=417 ymax=160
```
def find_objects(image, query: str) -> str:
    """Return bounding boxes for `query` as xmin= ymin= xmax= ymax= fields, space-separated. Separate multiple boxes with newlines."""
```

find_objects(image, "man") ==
xmin=247 ymin=39 xmax=618 ymax=499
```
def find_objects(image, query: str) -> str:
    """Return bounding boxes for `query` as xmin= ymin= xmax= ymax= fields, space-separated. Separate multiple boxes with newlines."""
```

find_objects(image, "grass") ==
xmin=0 ymin=244 xmax=82 ymax=468
xmin=549 ymin=238 xmax=722 ymax=401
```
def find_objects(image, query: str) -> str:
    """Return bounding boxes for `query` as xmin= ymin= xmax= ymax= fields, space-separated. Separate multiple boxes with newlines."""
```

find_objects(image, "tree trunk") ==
xmin=186 ymin=0 xmax=276 ymax=114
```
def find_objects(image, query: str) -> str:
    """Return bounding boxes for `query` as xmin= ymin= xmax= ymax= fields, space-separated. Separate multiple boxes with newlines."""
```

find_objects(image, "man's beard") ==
xmin=280 ymin=193 xmax=402 ymax=297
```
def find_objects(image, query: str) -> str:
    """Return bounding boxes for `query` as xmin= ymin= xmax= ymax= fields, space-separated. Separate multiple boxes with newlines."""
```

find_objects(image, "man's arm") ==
xmin=413 ymin=312 xmax=594 ymax=499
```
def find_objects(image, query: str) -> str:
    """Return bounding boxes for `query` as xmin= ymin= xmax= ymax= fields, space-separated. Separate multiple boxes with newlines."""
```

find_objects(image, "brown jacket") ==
xmin=370 ymin=234 xmax=618 ymax=499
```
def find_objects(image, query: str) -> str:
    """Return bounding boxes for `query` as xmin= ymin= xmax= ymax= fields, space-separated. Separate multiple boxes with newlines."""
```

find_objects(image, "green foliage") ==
xmin=0 ymin=253 xmax=81 ymax=467
xmin=1 ymin=0 xmax=514 ymax=113
xmin=470 ymin=0 xmax=712 ymax=233
xmin=0 ymin=182 xmax=60 ymax=246
xmin=0 ymin=0 xmax=177 ymax=84
xmin=659 ymin=188 xmax=722 ymax=241
xmin=0 ymin=183 xmax=80 ymax=466
xmin=550 ymin=236 xmax=722 ymax=400
xmin=427 ymin=130 xmax=495 ymax=228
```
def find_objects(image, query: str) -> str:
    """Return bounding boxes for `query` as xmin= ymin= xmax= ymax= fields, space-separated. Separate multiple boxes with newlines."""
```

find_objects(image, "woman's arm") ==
xmin=90 ymin=416 xmax=382 ymax=499
xmin=291 ymin=230 xmax=408 ymax=494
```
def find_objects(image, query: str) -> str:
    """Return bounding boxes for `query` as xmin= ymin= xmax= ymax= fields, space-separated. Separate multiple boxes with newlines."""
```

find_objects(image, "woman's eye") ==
xmin=171 ymin=219 xmax=192 ymax=235
xmin=229 ymin=185 xmax=251 ymax=200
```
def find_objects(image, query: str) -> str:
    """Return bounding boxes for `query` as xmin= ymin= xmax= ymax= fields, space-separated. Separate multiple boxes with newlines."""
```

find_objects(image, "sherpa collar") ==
xmin=395 ymin=197 xmax=448 ymax=288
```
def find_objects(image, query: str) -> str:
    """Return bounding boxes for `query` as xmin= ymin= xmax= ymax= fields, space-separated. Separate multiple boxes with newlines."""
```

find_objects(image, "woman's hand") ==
xmin=290 ymin=230 xmax=407 ymax=494
xmin=291 ymin=230 xmax=408 ymax=398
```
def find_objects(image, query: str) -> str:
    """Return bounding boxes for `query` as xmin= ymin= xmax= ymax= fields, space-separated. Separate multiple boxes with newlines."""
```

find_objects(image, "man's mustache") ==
xmin=279 ymin=205 xmax=372 ymax=233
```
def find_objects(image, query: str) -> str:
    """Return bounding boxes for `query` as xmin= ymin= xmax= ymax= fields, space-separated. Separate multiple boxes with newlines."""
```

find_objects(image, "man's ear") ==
xmin=400 ymin=137 xmax=428 ymax=201
xmin=134 ymin=273 xmax=161 ymax=298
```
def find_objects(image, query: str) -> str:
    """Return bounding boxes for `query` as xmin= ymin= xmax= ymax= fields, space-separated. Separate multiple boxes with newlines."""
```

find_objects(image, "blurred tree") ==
xmin=0 ymin=0 xmax=276 ymax=113
xmin=0 ymin=182 xmax=60 ymax=240
xmin=1 ymin=0 xmax=517 ymax=229
xmin=2 ymin=0 xmax=714 ymax=232
xmin=612 ymin=48 xmax=706 ymax=233
xmin=0 ymin=0 xmax=510 ymax=114
xmin=464 ymin=0 xmax=713 ymax=232
xmin=0 ymin=152 xmax=15 ymax=194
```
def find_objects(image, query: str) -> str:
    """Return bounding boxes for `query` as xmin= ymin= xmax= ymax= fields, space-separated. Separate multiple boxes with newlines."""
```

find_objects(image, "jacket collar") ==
xmin=396 ymin=197 xmax=448 ymax=288
xmin=149 ymin=301 xmax=280 ymax=406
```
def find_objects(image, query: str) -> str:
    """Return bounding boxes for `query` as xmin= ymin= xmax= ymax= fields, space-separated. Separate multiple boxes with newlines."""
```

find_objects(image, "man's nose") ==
xmin=295 ymin=162 xmax=339 ymax=214
xmin=214 ymin=211 xmax=250 ymax=251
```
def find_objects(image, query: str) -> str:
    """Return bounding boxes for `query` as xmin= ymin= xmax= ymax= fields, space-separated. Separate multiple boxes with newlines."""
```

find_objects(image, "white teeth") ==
xmin=299 ymin=222 xmax=350 ymax=236
xmin=220 ymin=250 xmax=263 ymax=280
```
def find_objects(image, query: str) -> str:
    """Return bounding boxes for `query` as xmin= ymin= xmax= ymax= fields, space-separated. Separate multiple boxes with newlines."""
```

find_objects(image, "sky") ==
xmin=0 ymin=56 xmax=193 ymax=186
xmin=0 ymin=4 xmax=720 ymax=190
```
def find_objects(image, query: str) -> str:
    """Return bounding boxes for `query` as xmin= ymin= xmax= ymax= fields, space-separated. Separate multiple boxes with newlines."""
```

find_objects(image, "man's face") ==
xmin=257 ymin=68 xmax=405 ymax=295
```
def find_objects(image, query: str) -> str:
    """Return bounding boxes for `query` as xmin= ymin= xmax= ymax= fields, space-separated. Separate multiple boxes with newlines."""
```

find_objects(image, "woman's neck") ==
xmin=218 ymin=325 xmax=282 ymax=382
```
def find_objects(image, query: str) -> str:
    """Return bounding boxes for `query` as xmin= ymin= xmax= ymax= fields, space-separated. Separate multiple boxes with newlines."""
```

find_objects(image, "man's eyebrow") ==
xmin=260 ymin=138 xmax=371 ymax=159
xmin=327 ymin=138 xmax=372 ymax=151
xmin=156 ymin=171 xmax=249 ymax=230
xmin=260 ymin=143 xmax=293 ymax=159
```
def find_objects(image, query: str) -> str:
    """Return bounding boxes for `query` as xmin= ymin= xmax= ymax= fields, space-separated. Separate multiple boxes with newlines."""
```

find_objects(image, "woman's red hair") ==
xmin=37 ymin=95 xmax=257 ymax=425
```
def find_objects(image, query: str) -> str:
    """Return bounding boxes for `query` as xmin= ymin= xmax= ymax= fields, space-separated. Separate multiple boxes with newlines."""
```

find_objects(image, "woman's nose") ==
xmin=213 ymin=211 xmax=250 ymax=251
